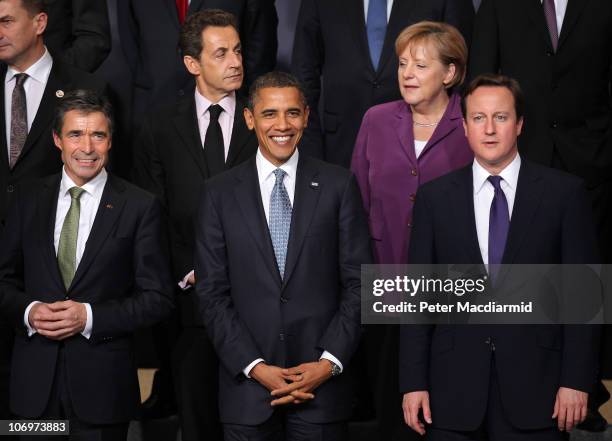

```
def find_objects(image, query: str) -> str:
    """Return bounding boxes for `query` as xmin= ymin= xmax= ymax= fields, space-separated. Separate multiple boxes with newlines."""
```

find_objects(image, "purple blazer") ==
xmin=351 ymin=93 xmax=473 ymax=264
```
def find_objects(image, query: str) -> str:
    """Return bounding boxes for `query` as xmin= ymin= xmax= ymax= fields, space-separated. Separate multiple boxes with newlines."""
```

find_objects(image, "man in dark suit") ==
xmin=469 ymin=1 xmax=612 ymax=428
xmin=0 ymin=0 xmax=105 ymax=430
xmin=44 ymin=0 xmax=111 ymax=72
xmin=291 ymin=0 xmax=474 ymax=165
xmin=400 ymin=74 xmax=600 ymax=440
xmin=133 ymin=10 xmax=258 ymax=439
xmin=118 ymin=0 xmax=277 ymax=129
xmin=195 ymin=71 xmax=372 ymax=440
xmin=0 ymin=89 xmax=174 ymax=441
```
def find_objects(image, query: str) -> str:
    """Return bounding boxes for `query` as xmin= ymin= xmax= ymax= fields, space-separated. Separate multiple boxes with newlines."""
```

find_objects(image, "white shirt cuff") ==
xmin=81 ymin=303 xmax=93 ymax=339
xmin=178 ymin=270 xmax=195 ymax=290
xmin=243 ymin=358 xmax=265 ymax=378
xmin=320 ymin=351 xmax=343 ymax=373
xmin=24 ymin=301 xmax=40 ymax=336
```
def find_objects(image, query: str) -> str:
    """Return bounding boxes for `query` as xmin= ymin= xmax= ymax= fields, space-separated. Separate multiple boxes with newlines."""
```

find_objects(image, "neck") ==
xmin=476 ymin=150 xmax=518 ymax=176
xmin=10 ymin=43 xmax=45 ymax=73
xmin=196 ymin=82 xmax=230 ymax=104
xmin=410 ymin=90 xmax=450 ymax=123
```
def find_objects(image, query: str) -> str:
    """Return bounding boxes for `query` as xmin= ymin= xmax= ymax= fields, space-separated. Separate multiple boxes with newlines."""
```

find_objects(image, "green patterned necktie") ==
xmin=58 ymin=186 xmax=86 ymax=289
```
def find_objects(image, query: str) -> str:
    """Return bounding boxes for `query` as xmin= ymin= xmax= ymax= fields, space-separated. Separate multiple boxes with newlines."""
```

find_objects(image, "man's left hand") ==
xmin=552 ymin=387 xmax=588 ymax=432
xmin=270 ymin=360 xmax=333 ymax=406
xmin=33 ymin=300 xmax=87 ymax=340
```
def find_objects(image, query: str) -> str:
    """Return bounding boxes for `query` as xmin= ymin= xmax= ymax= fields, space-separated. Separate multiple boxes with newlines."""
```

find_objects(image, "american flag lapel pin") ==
xmin=105 ymin=203 xmax=113 ymax=209
xmin=310 ymin=181 xmax=319 ymax=189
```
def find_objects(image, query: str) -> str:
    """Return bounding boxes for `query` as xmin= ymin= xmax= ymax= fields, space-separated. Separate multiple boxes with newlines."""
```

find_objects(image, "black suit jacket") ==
xmin=133 ymin=93 xmax=258 ymax=326
xmin=118 ymin=0 xmax=277 ymax=123
xmin=195 ymin=155 xmax=372 ymax=424
xmin=399 ymin=160 xmax=600 ymax=431
xmin=44 ymin=0 xmax=111 ymax=72
xmin=291 ymin=0 xmax=474 ymax=165
xmin=0 ymin=173 xmax=174 ymax=424
xmin=0 ymin=60 xmax=106 ymax=228
xmin=469 ymin=0 xmax=612 ymax=186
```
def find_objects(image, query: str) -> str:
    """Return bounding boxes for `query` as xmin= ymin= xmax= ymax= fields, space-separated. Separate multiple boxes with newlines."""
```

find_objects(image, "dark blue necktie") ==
xmin=367 ymin=0 xmax=387 ymax=70
xmin=488 ymin=176 xmax=509 ymax=279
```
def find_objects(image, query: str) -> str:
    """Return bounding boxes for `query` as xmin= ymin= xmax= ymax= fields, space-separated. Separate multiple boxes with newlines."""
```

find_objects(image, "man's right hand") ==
xmin=403 ymin=391 xmax=432 ymax=435
xmin=28 ymin=302 xmax=56 ymax=330
xmin=250 ymin=362 xmax=314 ymax=405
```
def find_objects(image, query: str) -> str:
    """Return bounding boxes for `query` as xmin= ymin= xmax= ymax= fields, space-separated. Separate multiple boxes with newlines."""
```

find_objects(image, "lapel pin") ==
xmin=310 ymin=181 xmax=319 ymax=189
xmin=56 ymin=90 xmax=64 ymax=98
xmin=105 ymin=203 xmax=113 ymax=209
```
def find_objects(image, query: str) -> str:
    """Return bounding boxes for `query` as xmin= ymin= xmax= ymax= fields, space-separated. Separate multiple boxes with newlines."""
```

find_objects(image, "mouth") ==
xmin=270 ymin=135 xmax=293 ymax=145
xmin=226 ymin=73 xmax=242 ymax=81
xmin=482 ymin=141 xmax=498 ymax=147
xmin=75 ymin=158 xmax=99 ymax=166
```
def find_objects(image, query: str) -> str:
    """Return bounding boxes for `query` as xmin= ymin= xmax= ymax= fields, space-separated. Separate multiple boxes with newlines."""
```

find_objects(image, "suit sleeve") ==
xmin=399 ymin=188 xmax=436 ymax=393
xmin=48 ymin=0 xmax=111 ymax=72
xmin=316 ymin=175 xmax=372 ymax=365
xmin=559 ymin=181 xmax=601 ymax=393
xmin=89 ymin=197 xmax=175 ymax=340
xmin=242 ymin=0 xmax=278 ymax=87
xmin=467 ymin=0 xmax=500 ymax=80
xmin=291 ymin=0 xmax=325 ymax=159
xmin=439 ymin=0 xmax=475 ymax=48
xmin=0 ymin=191 xmax=32 ymax=326
xmin=351 ymin=111 xmax=372 ymax=215
xmin=195 ymin=184 xmax=263 ymax=378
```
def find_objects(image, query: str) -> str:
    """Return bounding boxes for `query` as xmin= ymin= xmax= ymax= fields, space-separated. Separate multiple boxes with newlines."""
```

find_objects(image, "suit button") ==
xmin=550 ymin=121 xmax=558 ymax=129
xmin=64 ymin=295 xmax=69 ymax=300
xmin=546 ymin=51 xmax=553 ymax=56
xmin=411 ymin=169 xmax=418 ymax=176
xmin=279 ymin=333 xmax=285 ymax=341
xmin=484 ymin=337 xmax=491 ymax=345
xmin=373 ymin=81 xmax=380 ymax=88
xmin=6 ymin=185 xmax=14 ymax=192
xmin=409 ymin=193 xmax=416 ymax=202
xmin=407 ymin=221 xmax=412 ymax=228
xmin=280 ymin=296 xmax=288 ymax=303
xmin=178 ymin=89 xmax=184 ymax=96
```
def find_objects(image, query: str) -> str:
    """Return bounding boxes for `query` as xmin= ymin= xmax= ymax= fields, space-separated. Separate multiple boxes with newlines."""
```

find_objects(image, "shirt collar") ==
xmin=6 ymin=47 xmax=53 ymax=85
xmin=60 ymin=167 xmax=108 ymax=201
xmin=194 ymin=88 xmax=236 ymax=120
xmin=256 ymin=147 xmax=299 ymax=186
xmin=472 ymin=152 xmax=521 ymax=195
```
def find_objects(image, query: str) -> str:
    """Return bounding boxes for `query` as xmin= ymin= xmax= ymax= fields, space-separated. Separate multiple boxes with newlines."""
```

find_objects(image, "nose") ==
xmin=81 ymin=134 xmax=94 ymax=153
xmin=229 ymin=50 xmax=242 ymax=69
xmin=402 ymin=64 xmax=414 ymax=79
xmin=276 ymin=114 xmax=289 ymax=131
xmin=484 ymin=117 xmax=496 ymax=135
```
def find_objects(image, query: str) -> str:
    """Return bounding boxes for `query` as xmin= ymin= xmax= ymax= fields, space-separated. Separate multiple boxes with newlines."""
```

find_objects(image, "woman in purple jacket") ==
xmin=352 ymin=21 xmax=473 ymax=264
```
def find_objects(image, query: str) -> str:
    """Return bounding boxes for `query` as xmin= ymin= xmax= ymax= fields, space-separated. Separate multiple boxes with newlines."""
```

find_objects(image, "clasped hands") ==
xmin=250 ymin=359 xmax=333 ymax=406
xmin=402 ymin=387 xmax=588 ymax=435
xmin=28 ymin=300 xmax=87 ymax=340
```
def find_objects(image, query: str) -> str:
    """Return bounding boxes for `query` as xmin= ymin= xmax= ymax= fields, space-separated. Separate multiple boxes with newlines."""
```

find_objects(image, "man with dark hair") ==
xmin=195 ymin=71 xmax=371 ymax=440
xmin=400 ymin=74 xmax=600 ymax=440
xmin=133 ymin=9 xmax=258 ymax=440
xmin=0 ymin=89 xmax=174 ymax=441
xmin=0 ymin=0 xmax=105 ymax=429
xmin=118 ymin=0 xmax=277 ymax=129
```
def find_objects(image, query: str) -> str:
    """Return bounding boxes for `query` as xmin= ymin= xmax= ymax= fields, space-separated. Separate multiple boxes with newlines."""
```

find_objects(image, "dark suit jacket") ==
xmin=118 ymin=0 xmax=278 ymax=124
xmin=0 ymin=60 xmax=106 ymax=228
xmin=469 ymin=0 xmax=612 ymax=187
xmin=291 ymin=0 xmax=474 ymax=166
xmin=44 ymin=0 xmax=111 ymax=72
xmin=0 ymin=173 xmax=174 ymax=424
xmin=133 ymin=93 xmax=258 ymax=326
xmin=399 ymin=160 xmax=600 ymax=431
xmin=195 ymin=155 xmax=372 ymax=425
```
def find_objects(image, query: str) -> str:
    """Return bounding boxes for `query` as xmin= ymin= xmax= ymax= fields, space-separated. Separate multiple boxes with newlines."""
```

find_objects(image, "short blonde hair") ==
xmin=395 ymin=21 xmax=468 ymax=89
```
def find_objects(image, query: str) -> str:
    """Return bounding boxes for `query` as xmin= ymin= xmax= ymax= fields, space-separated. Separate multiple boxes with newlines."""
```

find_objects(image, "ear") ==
xmin=183 ymin=56 xmax=201 ymax=76
xmin=462 ymin=118 xmax=468 ymax=137
xmin=443 ymin=63 xmax=456 ymax=88
xmin=303 ymin=106 xmax=310 ymax=128
xmin=34 ymin=12 xmax=47 ymax=36
xmin=516 ymin=117 xmax=524 ymax=136
xmin=52 ymin=131 xmax=62 ymax=151
xmin=243 ymin=107 xmax=255 ymax=130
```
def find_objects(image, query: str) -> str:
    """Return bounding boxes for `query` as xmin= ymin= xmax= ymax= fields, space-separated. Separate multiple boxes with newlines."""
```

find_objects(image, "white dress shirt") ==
xmin=23 ymin=168 xmax=108 ymax=339
xmin=541 ymin=0 xmax=568 ymax=35
xmin=364 ymin=0 xmax=394 ymax=22
xmin=414 ymin=139 xmax=427 ymax=159
xmin=473 ymin=153 xmax=521 ymax=266
xmin=194 ymin=88 xmax=236 ymax=160
xmin=5 ymin=47 xmax=53 ymax=158
xmin=242 ymin=148 xmax=343 ymax=378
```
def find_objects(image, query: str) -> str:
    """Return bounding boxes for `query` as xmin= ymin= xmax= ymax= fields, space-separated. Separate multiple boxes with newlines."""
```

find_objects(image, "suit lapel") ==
xmin=558 ymin=0 xmax=590 ymax=50
xmin=226 ymin=97 xmax=251 ymax=166
xmin=345 ymin=0 xmax=375 ymax=74
xmin=282 ymin=156 xmax=321 ymax=288
xmin=451 ymin=166 xmax=483 ymax=265
xmin=38 ymin=175 xmax=64 ymax=291
xmin=172 ymin=94 xmax=210 ymax=179
xmin=0 ymin=65 xmax=7 ymax=172
xmin=420 ymin=94 xmax=463 ymax=158
xmin=377 ymin=0 xmax=415 ymax=75
xmin=70 ymin=175 xmax=126 ymax=290
xmin=502 ymin=161 xmax=544 ymax=265
xmin=525 ymin=0 xmax=556 ymax=51
xmin=165 ymin=0 xmax=180 ymax=29
xmin=233 ymin=158 xmax=281 ymax=285
xmin=392 ymin=102 xmax=418 ymax=167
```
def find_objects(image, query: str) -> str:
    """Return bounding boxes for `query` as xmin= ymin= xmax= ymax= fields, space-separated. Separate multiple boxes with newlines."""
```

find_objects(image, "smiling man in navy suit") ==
xmin=195 ymin=71 xmax=372 ymax=441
